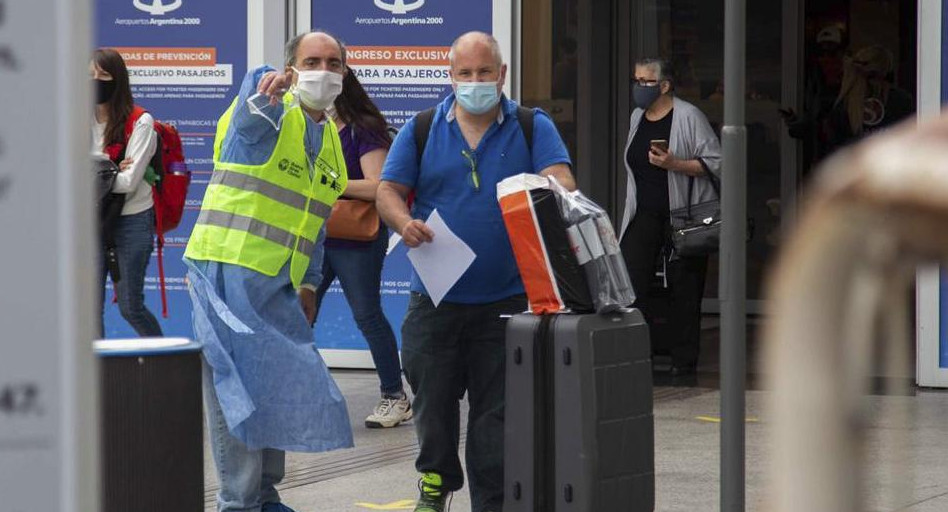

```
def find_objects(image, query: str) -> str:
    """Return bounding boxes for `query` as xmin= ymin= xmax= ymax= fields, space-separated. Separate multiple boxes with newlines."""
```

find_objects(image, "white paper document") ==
xmin=406 ymin=209 xmax=476 ymax=307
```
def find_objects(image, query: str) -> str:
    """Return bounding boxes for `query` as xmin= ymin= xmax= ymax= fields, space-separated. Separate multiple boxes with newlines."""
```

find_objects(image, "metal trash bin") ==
xmin=95 ymin=338 xmax=203 ymax=512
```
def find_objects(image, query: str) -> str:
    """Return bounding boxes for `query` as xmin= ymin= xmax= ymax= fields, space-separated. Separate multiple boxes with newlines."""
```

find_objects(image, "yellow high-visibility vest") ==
xmin=185 ymin=93 xmax=347 ymax=287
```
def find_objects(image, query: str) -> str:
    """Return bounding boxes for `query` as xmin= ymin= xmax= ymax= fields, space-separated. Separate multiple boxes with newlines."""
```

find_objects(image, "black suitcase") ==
xmin=505 ymin=310 xmax=655 ymax=512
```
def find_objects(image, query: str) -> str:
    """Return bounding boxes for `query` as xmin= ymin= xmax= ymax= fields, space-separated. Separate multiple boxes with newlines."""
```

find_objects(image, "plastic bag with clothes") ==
xmin=547 ymin=177 xmax=636 ymax=313
xmin=497 ymin=173 xmax=635 ymax=314
xmin=497 ymin=173 xmax=593 ymax=314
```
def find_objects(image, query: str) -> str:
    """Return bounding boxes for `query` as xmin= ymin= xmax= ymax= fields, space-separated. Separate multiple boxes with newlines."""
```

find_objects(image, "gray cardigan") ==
xmin=619 ymin=96 xmax=722 ymax=240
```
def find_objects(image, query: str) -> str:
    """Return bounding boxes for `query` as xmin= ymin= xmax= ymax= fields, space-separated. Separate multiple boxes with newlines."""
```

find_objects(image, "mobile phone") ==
xmin=650 ymin=139 xmax=669 ymax=152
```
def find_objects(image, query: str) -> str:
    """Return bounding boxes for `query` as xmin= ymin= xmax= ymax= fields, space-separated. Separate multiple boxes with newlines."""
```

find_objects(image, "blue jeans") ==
xmin=203 ymin=360 xmax=286 ymax=512
xmin=401 ymin=292 xmax=527 ymax=512
xmin=99 ymin=208 xmax=163 ymax=337
xmin=314 ymin=227 xmax=403 ymax=396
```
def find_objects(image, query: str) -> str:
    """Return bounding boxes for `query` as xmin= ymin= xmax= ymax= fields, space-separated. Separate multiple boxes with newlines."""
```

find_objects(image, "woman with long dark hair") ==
xmin=91 ymin=48 xmax=163 ymax=337
xmin=311 ymin=65 xmax=410 ymax=428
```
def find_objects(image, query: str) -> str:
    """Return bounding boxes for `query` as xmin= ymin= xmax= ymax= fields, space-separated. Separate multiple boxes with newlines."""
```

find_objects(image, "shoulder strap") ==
xmin=684 ymin=159 xmax=721 ymax=216
xmin=686 ymin=176 xmax=695 ymax=216
xmin=697 ymin=158 xmax=721 ymax=198
xmin=124 ymin=105 xmax=148 ymax=141
xmin=414 ymin=107 xmax=436 ymax=166
xmin=413 ymin=105 xmax=534 ymax=164
xmin=116 ymin=106 xmax=148 ymax=162
xmin=515 ymin=105 xmax=534 ymax=156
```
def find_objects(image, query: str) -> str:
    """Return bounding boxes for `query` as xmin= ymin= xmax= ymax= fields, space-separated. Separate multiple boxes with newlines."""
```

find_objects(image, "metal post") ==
xmin=721 ymin=0 xmax=747 ymax=510
xmin=779 ymin=0 xmax=803 ymax=228
xmin=286 ymin=0 xmax=297 ymax=41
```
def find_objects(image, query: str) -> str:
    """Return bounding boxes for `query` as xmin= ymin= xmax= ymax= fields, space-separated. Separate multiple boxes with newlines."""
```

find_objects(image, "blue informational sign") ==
xmin=312 ymin=1 xmax=491 ymax=127
xmin=310 ymin=0 xmax=492 ymax=355
xmin=96 ymin=0 xmax=247 ymax=339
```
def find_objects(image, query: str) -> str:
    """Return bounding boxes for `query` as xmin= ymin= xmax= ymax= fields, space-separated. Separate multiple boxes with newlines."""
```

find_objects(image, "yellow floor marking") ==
xmin=696 ymin=415 xmax=760 ymax=423
xmin=354 ymin=499 xmax=416 ymax=510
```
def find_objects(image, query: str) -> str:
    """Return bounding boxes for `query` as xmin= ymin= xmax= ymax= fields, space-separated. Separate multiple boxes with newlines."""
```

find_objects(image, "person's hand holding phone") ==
xmin=649 ymin=139 xmax=675 ymax=170
xmin=778 ymin=107 xmax=809 ymax=138
xmin=778 ymin=107 xmax=801 ymax=125
xmin=650 ymin=139 xmax=668 ymax=152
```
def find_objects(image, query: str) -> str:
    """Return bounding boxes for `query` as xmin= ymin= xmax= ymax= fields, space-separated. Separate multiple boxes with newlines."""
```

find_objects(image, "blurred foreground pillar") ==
xmin=0 ymin=1 xmax=98 ymax=510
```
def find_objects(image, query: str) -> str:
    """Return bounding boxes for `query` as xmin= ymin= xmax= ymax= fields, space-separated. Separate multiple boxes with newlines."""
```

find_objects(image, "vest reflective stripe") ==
xmin=196 ymin=209 xmax=318 ymax=257
xmin=197 ymin=209 xmax=293 ymax=251
xmin=295 ymin=236 xmax=316 ymax=257
xmin=185 ymin=91 xmax=347 ymax=287
xmin=308 ymin=197 xmax=333 ymax=218
xmin=208 ymin=169 xmax=333 ymax=219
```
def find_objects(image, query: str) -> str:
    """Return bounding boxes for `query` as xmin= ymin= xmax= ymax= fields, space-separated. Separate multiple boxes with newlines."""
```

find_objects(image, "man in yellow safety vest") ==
xmin=184 ymin=31 xmax=353 ymax=512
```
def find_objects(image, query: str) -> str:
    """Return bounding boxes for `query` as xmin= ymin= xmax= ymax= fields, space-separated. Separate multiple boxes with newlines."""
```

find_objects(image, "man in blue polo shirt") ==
xmin=377 ymin=31 xmax=575 ymax=512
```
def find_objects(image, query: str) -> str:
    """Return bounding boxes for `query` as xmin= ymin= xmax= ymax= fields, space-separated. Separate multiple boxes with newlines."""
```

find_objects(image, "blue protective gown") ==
xmin=185 ymin=66 xmax=353 ymax=452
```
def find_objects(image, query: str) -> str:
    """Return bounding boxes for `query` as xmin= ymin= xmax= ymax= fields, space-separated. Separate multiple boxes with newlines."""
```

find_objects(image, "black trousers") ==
xmin=621 ymin=210 xmax=708 ymax=367
xmin=401 ymin=292 xmax=528 ymax=512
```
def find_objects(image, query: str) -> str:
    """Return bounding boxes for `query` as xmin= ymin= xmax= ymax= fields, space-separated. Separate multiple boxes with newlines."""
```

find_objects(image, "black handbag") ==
xmin=94 ymin=157 xmax=119 ymax=204
xmin=94 ymin=157 xmax=125 ymax=281
xmin=669 ymin=163 xmax=721 ymax=258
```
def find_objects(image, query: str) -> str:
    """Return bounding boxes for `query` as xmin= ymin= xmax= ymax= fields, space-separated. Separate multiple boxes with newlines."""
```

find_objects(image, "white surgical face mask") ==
xmin=292 ymin=67 xmax=343 ymax=111
xmin=454 ymin=81 xmax=501 ymax=115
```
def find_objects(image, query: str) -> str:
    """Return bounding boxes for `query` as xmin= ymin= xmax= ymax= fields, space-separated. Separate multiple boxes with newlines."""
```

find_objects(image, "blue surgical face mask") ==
xmin=455 ymin=81 xmax=501 ymax=115
xmin=632 ymin=82 xmax=663 ymax=110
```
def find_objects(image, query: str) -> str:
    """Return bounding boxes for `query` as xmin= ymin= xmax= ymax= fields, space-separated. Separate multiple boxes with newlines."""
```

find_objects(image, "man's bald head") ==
xmin=285 ymin=31 xmax=346 ymax=68
xmin=448 ymin=31 xmax=504 ymax=68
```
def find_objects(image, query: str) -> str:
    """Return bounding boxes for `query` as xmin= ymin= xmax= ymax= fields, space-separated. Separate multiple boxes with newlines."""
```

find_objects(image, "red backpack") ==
xmin=109 ymin=106 xmax=190 ymax=318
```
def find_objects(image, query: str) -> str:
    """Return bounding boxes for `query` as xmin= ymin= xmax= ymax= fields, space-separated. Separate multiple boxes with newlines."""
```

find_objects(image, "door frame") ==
xmin=916 ymin=0 xmax=946 ymax=387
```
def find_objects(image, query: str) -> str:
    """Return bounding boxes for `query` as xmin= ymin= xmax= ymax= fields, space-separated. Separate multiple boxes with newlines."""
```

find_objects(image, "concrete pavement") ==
xmin=202 ymin=368 xmax=948 ymax=512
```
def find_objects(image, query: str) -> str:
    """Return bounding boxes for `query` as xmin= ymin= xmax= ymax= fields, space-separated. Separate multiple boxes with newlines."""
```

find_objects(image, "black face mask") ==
xmin=94 ymin=79 xmax=117 ymax=105
xmin=632 ymin=83 xmax=663 ymax=110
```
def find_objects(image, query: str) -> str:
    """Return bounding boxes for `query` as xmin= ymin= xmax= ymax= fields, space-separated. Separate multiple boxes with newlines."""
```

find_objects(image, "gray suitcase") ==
xmin=505 ymin=311 xmax=654 ymax=512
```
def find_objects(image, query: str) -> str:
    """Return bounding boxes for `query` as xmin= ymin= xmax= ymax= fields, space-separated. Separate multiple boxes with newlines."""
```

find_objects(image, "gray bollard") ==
xmin=94 ymin=338 xmax=203 ymax=512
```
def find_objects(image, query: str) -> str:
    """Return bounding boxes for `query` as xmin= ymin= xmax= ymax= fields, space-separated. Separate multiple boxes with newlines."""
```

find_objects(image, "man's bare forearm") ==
xmin=376 ymin=181 xmax=413 ymax=234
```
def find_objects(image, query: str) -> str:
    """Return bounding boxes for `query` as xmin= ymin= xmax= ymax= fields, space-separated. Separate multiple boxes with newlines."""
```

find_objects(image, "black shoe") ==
xmin=669 ymin=363 xmax=697 ymax=377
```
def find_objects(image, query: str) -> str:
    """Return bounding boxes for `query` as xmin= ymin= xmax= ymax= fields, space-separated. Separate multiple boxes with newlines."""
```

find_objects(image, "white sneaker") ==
xmin=365 ymin=392 xmax=413 ymax=428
